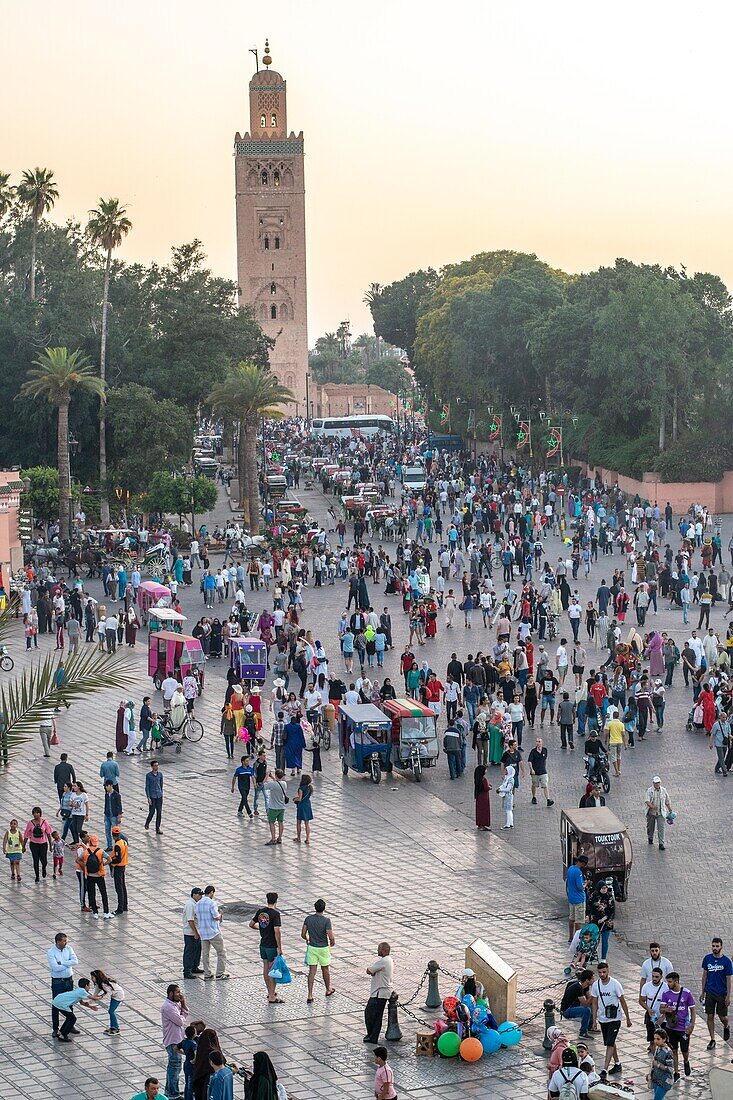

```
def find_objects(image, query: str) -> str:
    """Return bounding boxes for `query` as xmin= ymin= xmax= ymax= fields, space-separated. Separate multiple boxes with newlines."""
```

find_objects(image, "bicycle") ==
xmin=307 ymin=708 xmax=331 ymax=751
xmin=161 ymin=712 xmax=204 ymax=752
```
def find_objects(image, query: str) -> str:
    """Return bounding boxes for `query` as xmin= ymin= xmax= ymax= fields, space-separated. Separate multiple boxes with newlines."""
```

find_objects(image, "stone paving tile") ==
xmin=2 ymin=483 xmax=732 ymax=1097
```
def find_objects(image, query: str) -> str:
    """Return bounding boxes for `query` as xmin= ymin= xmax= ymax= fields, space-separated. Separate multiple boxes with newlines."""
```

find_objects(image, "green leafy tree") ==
xmin=367 ymin=268 xmax=439 ymax=363
xmin=0 ymin=173 xmax=14 ymax=219
xmin=21 ymin=466 xmax=59 ymax=523
xmin=106 ymin=383 xmax=193 ymax=494
xmin=86 ymin=198 xmax=132 ymax=525
xmin=19 ymin=348 xmax=105 ymax=539
xmin=208 ymin=364 xmax=293 ymax=529
xmin=16 ymin=167 xmax=59 ymax=301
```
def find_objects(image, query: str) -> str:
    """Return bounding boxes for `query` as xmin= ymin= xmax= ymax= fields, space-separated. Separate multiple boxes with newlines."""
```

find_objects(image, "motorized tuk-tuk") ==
xmin=560 ymin=807 xmax=633 ymax=901
xmin=138 ymin=580 xmax=172 ymax=625
xmin=338 ymin=703 xmax=392 ymax=784
xmin=229 ymin=637 xmax=267 ymax=685
xmin=148 ymin=631 xmax=205 ymax=693
xmin=148 ymin=606 xmax=186 ymax=634
xmin=380 ymin=697 xmax=439 ymax=782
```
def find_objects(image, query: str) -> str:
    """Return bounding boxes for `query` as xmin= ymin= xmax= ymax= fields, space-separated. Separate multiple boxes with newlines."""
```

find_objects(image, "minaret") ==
xmin=234 ymin=41 xmax=308 ymax=411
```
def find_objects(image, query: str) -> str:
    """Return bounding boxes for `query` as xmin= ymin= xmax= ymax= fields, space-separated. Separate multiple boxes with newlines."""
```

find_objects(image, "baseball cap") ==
xmin=652 ymin=775 xmax=661 ymax=783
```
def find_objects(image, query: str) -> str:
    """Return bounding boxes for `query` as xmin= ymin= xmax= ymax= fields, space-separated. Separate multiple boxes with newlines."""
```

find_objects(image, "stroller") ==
xmin=158 ymin=713 xmax=186 ymax=753
xmin=564 ymin=922 xmax=600 ymax=976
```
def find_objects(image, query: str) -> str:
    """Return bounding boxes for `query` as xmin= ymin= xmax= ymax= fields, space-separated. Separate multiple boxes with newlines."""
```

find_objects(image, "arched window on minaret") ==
xmin=271 ymin=304 xmax=277 ymax=320
xmin=273 ymin=170 xmax=280 ymax=187
xmin=264 ymin=236 xmax=270 ymax=250
xmin=274 ymin=236 xmax=280 ymax=249
xmin=271 ymin=113 xmax=277 ymax=127
xmin=260 ymin=114 xmax=266 ymax=128
xmin=261 ymin=170 xmax=268 ymax=185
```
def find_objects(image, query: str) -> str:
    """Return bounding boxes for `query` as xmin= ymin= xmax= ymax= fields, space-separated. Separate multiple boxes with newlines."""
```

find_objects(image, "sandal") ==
xmin=307 ymin=997 xmax=314 ymax=1004
xmin=325 ymin=988 xmax=336 ymax=997
xmin=268 ymin=998 xmax=285 ymax=1004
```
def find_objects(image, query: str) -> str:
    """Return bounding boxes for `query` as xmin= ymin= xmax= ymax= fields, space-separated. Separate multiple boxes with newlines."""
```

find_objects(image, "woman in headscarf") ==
xmin=124 ymin=605 xmax=139 ymax=647
xmin=497 ymin=764 xmax=515 ymax=829
xmin=192 ymin=1026 xmax=222 ymax=1100
xmin=230 ymin=683 xmax=245 ymax=733
xmin=546 ymin=1026 xmax=569 ymax=1078
xmin=644 ymin=630 xmax=665 ymax=680
xmin=247 ymin=1051 xmax=279 ymax=1100
xmin=474 ymin=764 xmax=491 ymax=831
xmin=587 ymin=878 xmax=616 ymax=960
xmin=284 ymin=714 xmax=306 ymax=775
xmin=123 ymin=701 xmax=137 ymax=755
xmin=209 ymin=617 xmax=223 ymax=659
xmin=115 ymin=701 xmax=127 ymax=753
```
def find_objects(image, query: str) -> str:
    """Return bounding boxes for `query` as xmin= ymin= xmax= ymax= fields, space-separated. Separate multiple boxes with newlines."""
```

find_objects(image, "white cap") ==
xmin=652 ymin=775 xmax=661 ymax=783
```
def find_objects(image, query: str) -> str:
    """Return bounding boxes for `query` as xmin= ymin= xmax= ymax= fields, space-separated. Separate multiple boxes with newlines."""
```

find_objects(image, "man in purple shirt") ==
xmin=659 ymin=972 xmax=696 ymax=1080
xmin=160 ymin=983 xmax=189 ymax=1099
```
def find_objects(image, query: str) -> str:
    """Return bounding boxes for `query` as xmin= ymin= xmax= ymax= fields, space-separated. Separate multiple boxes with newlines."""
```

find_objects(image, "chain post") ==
xmin=424 ymin=960 xmax=441 ymax=1010
xmin=542 ymin=998 xmax=556 ymax=1050
xmin=385 ymin=992 xmax=403 ymax=1042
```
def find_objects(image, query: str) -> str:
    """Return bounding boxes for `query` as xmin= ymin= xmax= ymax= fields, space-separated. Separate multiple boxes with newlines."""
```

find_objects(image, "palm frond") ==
xmin=0 ymin=642 xmax=136 ymax=764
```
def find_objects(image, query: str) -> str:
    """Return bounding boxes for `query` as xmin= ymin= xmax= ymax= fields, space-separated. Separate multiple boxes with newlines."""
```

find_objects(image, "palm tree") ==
xmin=0 ymin=601 xmax=134 ymax=765
xmin=16 ymin=167 xmax=59 ymax=301
xmin=208 ymin=363 xmax=293 ymax=529
xmin=0 ymin=173 xmax=14 ymax=219
xmin=20 ymin=348 xmax=105 ymax=540
xmin=87 ymin=198 xmax=132 ymax=526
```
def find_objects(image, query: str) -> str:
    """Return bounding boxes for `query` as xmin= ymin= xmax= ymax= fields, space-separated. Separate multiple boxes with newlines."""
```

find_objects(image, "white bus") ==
xmin=310 ymin=414 xmax=395 ymax=439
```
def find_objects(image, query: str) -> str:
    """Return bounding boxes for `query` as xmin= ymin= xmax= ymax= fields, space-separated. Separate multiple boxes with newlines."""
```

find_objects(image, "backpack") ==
xmin=558 ymin=1070 xmax=581 ymax=1100
xmin=86 ymin=848 xmax=101 ymax=875
xmin=32 ymin=822 xmax=44 ymax=839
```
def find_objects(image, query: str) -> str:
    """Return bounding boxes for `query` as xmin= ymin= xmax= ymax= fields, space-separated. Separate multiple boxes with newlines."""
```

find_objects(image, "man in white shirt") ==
xmin=182 ymin=887 xmax=203 ymax=978
xmin=555 ymin=640 xmax=569 ymax=686
xmin=48 ymin=932 xmax=79 ymax=1037
xmin=161 ymin=674 xmax=179 ymax=711
xmin=548 ymin=1053 xmax=589 ymax=1100
xmin=196 ymin=885 xmax=228 ymax=979
xmin=190 ymin=539 xmax=200 ymax=568
xmin=364 ymin=942 xmax=394 ymax=1044
xmin=687 ymin=632 xmax=704 ymax=667
xmin=639 ymin=942 xmax=674 ymax=992
xmin=591 ymin=961 xmax=632 ymax=1074
xmin=639 ymin=966 xmax=669 ymax=1048
xmin=104 ymin=613 xmax=118 ymax=653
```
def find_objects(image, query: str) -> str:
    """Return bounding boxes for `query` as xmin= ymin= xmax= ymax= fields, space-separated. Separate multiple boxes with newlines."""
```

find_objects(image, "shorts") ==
xmin=5 ymin=853 xmax=21 ymax=862
xmin=306 ymin=945 xmax=332 ymax=967
xmin=531 ymin=773 xmax=549 ymax=790
xmin=705 ymin=992 xmax=728 ymax=1018
xmin=666 ymin=1028 xmax=690 ymax=1054
xmin=573 ymin=666 xmax=584 ymax=675
xmin=568 ymin=902 xmax=586 ymax=924
xmin=542 ymin=694 xmax=556 ymax=708
xmin=600 ymin=1019 xmax=621 ymax=1047
xmin=610 ymin=743 xmax=622 ymax=761
xmin=267 ymin=809 xmax=285 ymax=824
xmin=260 ymin=946 xmax=278 ymax=962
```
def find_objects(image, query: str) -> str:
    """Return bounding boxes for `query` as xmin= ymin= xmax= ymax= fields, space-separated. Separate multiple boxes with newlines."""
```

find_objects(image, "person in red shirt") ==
xmin=589 ymin=676 xmax=608 ymax=711
xmin=425 ymin=673 xmax=444 ymax=718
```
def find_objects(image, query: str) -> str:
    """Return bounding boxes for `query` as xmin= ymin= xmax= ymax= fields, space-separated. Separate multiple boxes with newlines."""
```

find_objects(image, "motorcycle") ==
xmin=584 ymin=748 xmax=611 ymax=793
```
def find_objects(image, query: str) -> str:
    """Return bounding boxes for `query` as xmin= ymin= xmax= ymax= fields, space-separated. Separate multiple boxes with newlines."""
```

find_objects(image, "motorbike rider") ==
xmin=584 ymin=727 xmax=607 ymax=781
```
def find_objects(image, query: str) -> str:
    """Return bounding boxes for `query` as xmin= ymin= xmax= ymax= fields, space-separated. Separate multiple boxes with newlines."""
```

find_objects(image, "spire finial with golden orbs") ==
xmin=263 ymin=39 xmax=272 ymax=66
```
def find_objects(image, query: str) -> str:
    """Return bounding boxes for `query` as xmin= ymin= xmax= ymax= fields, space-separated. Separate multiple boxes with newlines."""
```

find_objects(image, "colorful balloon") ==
xmin=497 ymin=1020 xmax=522 ymax=1047
xmin=480 ymin=1028 xmax=503 ymax=1054
xmin=459 ymin=1037 xmax=484 ymax=1062
xmin=437 ymin=1030 xmax=461 ymax=1057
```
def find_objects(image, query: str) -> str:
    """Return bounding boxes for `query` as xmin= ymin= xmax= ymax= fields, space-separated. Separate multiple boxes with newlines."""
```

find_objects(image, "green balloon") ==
xmin=437 ymin=1030 xmax=461 ymax=1057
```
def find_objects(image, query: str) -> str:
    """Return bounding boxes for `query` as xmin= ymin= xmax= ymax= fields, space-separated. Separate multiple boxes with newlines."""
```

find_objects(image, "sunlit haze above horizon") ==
xmin=3 ymin=0 xmax=732 ymax=344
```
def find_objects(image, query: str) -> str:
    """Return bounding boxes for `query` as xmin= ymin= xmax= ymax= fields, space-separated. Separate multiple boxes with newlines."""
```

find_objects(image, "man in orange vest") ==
xmin=109 ymin=825 xmax=128 ymax=915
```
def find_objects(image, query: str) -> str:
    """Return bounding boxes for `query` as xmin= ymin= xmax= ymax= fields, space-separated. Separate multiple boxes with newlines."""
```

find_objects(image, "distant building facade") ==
xmin=234 ymin=41 xmax=308 ymax=410
xmin=315 ymin=383 xmax=396 ymax=419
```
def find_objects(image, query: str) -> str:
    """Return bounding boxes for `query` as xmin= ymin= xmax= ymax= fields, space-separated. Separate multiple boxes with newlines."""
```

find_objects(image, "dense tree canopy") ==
xmin=0 ymin=201 xmax=271 ymax=490
xmin=369 ymin=252 xmax=733 ymax=479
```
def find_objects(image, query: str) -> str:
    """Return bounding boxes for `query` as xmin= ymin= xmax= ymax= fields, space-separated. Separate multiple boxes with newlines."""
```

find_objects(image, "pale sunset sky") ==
xmin=2 ymin=0 xmax=731 ymax=341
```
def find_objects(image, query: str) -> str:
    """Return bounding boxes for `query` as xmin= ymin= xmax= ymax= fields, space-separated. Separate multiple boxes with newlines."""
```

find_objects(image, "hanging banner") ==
xmin=546 ymin=426 xmax=562 ymax=457
xmin=440 ymin=403 xmax=451 ymax=426
xmin=516 ymin=421 xmax=530 ymax=449
xmin=488 ymin=414 xmax=502 ymax=441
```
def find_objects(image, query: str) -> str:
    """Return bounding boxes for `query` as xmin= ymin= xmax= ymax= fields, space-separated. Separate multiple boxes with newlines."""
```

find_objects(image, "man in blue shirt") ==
xmin=701 ymin=937 xmax=733 ymax=1049
xmin=99 ymin=751 xmax=120 ymax=791
xmin=566 ymin=854 xmax=588 ymax=944
xmin=145 ymin=760 xmax=164 ymax=834
xmin=52 ymin=978 xmax=98 ymax=1040
xmin=207 ymin=1052 xmax=234 ymax=1100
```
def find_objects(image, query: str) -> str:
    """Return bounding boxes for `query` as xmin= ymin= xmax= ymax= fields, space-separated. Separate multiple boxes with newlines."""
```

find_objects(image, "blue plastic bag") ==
xmin=270 ymin=953 xmax=292 ymax=985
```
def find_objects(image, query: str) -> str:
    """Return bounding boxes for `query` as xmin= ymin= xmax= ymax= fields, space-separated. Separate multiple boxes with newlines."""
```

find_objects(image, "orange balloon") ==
xmin=459 ymin=1037 xmax=484 ymax=1062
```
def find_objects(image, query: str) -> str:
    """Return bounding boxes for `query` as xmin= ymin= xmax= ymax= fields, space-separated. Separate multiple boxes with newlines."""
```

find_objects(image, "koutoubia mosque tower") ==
xmin=234 ymin=41 xmax=308 ymax=410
